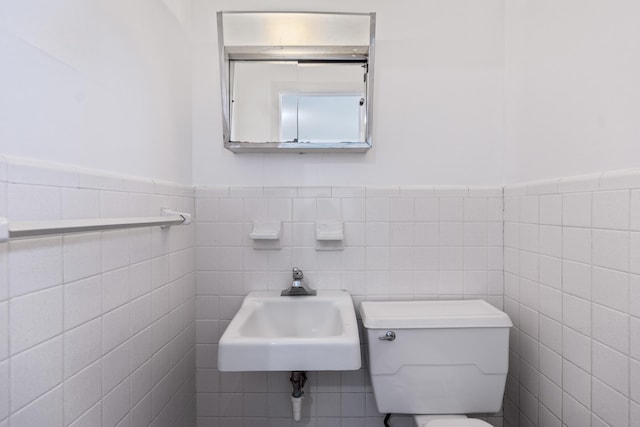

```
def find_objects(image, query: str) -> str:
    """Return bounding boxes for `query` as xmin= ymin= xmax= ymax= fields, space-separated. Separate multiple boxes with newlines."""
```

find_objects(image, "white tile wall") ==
xmin=0 ymin=156 xmax=196 ymax=427
xmin=504 ymin=171 xmax=640 ymax=427
xmin=195 ymin=185 xmax=504 ymax=426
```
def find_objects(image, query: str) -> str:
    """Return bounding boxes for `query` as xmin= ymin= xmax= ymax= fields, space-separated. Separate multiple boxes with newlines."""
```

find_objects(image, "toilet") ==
xmin=359 ymin=299 xmax=512 ymax=427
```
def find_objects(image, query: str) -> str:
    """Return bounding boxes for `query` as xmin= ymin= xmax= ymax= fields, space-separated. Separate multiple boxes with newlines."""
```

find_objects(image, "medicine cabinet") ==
xmin=217 ymin=11 xmax=376 ymax=153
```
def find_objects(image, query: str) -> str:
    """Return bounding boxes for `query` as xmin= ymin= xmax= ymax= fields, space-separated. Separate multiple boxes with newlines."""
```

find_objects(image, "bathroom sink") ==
xmin=218 ymin=290 xmax=361 ymax=371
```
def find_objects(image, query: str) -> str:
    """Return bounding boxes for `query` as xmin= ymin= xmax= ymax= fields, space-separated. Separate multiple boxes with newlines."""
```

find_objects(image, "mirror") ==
xmin=217 ymin=12 xmax=376 ymax=153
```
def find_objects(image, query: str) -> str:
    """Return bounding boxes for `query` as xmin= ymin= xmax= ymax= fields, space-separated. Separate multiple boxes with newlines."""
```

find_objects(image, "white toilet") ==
xmin=359 ymin=299 xmax=512 ymax=427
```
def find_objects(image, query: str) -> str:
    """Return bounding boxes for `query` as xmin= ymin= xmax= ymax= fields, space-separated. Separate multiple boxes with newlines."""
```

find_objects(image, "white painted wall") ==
xmin=0 ymin=0 xmax=193 ymax=184
xmin=504 ymin=0 xmax=640 ymax=183
xmin=192 ymin=0 xmax=506 ymax=186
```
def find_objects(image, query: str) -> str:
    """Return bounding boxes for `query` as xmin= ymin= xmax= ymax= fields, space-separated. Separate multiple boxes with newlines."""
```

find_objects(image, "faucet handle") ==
xmin=292 ymin=267 xmax=304 ymax=280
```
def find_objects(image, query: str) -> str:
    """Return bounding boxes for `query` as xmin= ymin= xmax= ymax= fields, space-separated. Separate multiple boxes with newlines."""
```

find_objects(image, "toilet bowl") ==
xmin=414 ymin=415 xmax=492 ymax=427
xmin=359 ymin=299 xmax=512 ymax=426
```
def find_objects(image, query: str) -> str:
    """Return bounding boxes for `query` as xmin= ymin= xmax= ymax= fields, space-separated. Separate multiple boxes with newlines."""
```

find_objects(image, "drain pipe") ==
xmin=289 ymin=371 xmax=307 ymax=422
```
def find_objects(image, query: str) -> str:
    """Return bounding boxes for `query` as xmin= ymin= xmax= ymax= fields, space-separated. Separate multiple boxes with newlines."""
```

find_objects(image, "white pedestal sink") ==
xmin=218 ymin=290 xmax=361 ymax=371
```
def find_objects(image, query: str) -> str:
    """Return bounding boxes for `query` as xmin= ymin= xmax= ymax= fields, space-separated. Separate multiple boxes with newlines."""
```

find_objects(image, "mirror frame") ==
xmin=217 ymin=11 xmax=376 ymax=153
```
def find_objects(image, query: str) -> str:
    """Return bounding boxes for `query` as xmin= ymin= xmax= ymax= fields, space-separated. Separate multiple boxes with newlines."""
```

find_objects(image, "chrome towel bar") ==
xmin=0 ymin=208 xmax=191 ymax=242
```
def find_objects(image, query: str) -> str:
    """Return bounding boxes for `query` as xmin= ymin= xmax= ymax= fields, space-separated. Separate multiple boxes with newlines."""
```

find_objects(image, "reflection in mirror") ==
xmin=218 ymin=11 xmax=375 ymax=153
xmin=230 ymin=61 xmax=366 ymax=143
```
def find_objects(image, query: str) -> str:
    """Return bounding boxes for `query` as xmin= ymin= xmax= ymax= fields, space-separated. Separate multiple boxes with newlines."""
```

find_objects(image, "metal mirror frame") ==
xmin=217 ymin=11 xmax=376 ymax=154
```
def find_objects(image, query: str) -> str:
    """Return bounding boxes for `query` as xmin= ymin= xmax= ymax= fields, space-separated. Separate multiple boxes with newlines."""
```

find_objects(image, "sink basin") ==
xmin=218 ymin=290 xmax=361 ymax=371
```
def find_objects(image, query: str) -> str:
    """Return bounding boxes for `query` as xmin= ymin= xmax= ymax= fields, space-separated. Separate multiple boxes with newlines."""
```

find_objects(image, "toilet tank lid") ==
xmin=359 ymin=299 xmax=513 ymax=329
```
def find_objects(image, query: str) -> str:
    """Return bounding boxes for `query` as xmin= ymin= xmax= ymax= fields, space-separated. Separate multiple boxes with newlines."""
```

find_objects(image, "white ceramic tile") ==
xmin=101 ymin=230 xmax=130 ymax=272
xmin=593 ymin=304 xmax=629 ymax=355
xmin=365 ymin=198 xmax=390 ymax=222
xmin=504 ymin=196 xmax=520 ymax=222
xmin=9 ymin=237 xmax=63 ymax=297
xmin=414 ymin=198 xmax=439 ymax=221
xmin=539 ymin=225 xmax=561 ymax=257
xmin=562 ymin=327 xmax=591 ymax=372
xmin=414 ymin=247 xmax=438 ymax=271
xmin=631 ymin=317 xmax=640 ymax=361
xmin=600 ymin=169 xmax=635 ymax=190
xmin=487 ymin=197 xmax=503 ymax=221
xmin=539 ymin=344 xmax=562 ymax=386
xmin=292 ymin=198 xmax=316 ymax=222
xmin=298 ymin=186 xmax=331 ymax=198
xmin=539 ymin=255 xmax=562 ymax=289
xmin=103 ymin=304 xmax=130 ymax=353
xmin=503 ymin=222 xmax=519 ymax=248
xmin=539 ymin=375 xmax=562 ymax=419
xmin=341 ymin=198 xmax=365 ymax=222
xmin=563 ymin=294 xmax=591 ymax=336
xmin=0 ymin=360 xmax=7 ymax=420
xmin=463 ymin=247 xmax=487 ymax=270
xmin=559 ymin=173 xmax=601 ymax=194
xmin=7 ymin=184 xmax=61 ymax=221
xmin=562 ymin=360 xmax=591 ymax=407
xmin=463 ymin=223 xmax=487 ymax=246
xmin=102 ymin=378 xmax=130 ymax=427
xmin=0 ymin=302 xmax=7 ymax=361
xmin=399 ymin=185 xmax=434 ymax=197
xmin=331 ymin=187 xmax=364 ymax=198
xmin=366 ymin=222 xmax=391 ymax=246
xmin=439 ymin=222 xmax=463 ymax=246
xmin=129 ymin=260 xmax=151 ymax=299
xmin=527 ymin=178 xmax=560 ymax=195
xmin=631 ymin=232 xmax=640 ymax=275
xmin=61 ymin=188 xmax=100 ymax=220
xmin=519 ymin=195 xmax=539 ymax=224
xmin=63 ymin=361 xmax=101 ymax=425
xmin=593 ymin=190 xmax=630 ymax=230
xmin=592 ymin=378 xmax=629 ymax=427
xmin=131 ymin=295 xmax=152 ymax=336
xmin=562 ymin=227 xmax=591 ymax=264
xmin=519 ymin=251 xmax=539 ymax=282
xmin=628 ymin=276 xmax=640 ymax=332
xmin=390 ymin=197 xmax=414 ymax=222
xmin=195 ymin=198 xmax=219 ymax=222
xmin=438 ymin=247 xmax=463 ymax=270
xmin=9 ymin=386 xmax=63 ymax=427
xmin=592 ymin=267 xmax=629 ymax=312
xmin=539 ymin=285 xmax=562 ymax=322
xmin=102 ymin=267 xmax=130 ymax=313
xmin=390 ymin=223 xmax=414 ymax=246
xmin=10 ymin=286 xmax=63 ymax=355
xmin=539 ymin=316 xmax=562 ymax=354
xmin=519 ymin=223 xmax=539 ymax=253
xmin=102 ymin=341 xmax=130 ymax=394
xmin=593 ymin=341 xmax=629 ymax=396
xmin=219 ymin=198 xmax=243 ymax=221
xmin=539 ymin=194 xmax=562 ymax=225
xmin=631 ymin=190 xmax=640 ymax=230
xmin=592 ymin=229 xmax=629 ymax=271
xmin=11 ymin=336 xmax=63 ymax=411
xmin=100 ymin=191 xmax=129 ymax=218
xmin=433 ymin=185 xmax=468 ymax=197
xmin=267 ymin=198 xmax=292 ymax=221
xmin=77 ymin=171 xmax=123 ymax=191
xmin=229 ymin=186 xmax=263 ymax=198
xmin=438 ymin=198 xmax=463 ymax=221
xmin=562 ymin=260 xmax=591 ymax=299
xmin=562 ymin=392 xmax=591 ymax=427
xmin=64 ymin=318 xmax=102 ymax=379
xmin=62 ymin=233 xmax=101 ymax=283
xmin=463 ymin=197 xmax=488 ymax=221
xmin=562 ymin=193 xmax=592 ymax=227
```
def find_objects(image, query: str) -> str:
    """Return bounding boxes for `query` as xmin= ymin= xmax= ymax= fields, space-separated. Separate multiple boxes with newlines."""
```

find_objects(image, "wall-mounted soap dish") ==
xmin=249 ymin=221 xmax=281 ymax=250
xmin=316 ymin=221 xmax=344 ymax=251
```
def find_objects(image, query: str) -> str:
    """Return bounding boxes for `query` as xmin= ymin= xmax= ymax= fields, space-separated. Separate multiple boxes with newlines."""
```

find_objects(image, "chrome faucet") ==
xmin=281 ymin=267 xmax=317 ymax=296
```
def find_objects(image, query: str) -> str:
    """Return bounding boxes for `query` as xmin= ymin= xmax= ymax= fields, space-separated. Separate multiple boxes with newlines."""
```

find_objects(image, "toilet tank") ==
xmin=360 ymin=300 xmax=512 ymax=415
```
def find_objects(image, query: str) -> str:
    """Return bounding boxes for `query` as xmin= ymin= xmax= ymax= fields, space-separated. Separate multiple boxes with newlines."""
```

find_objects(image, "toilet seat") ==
xmin=414 ymin=415 xmax=492 ymax=427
